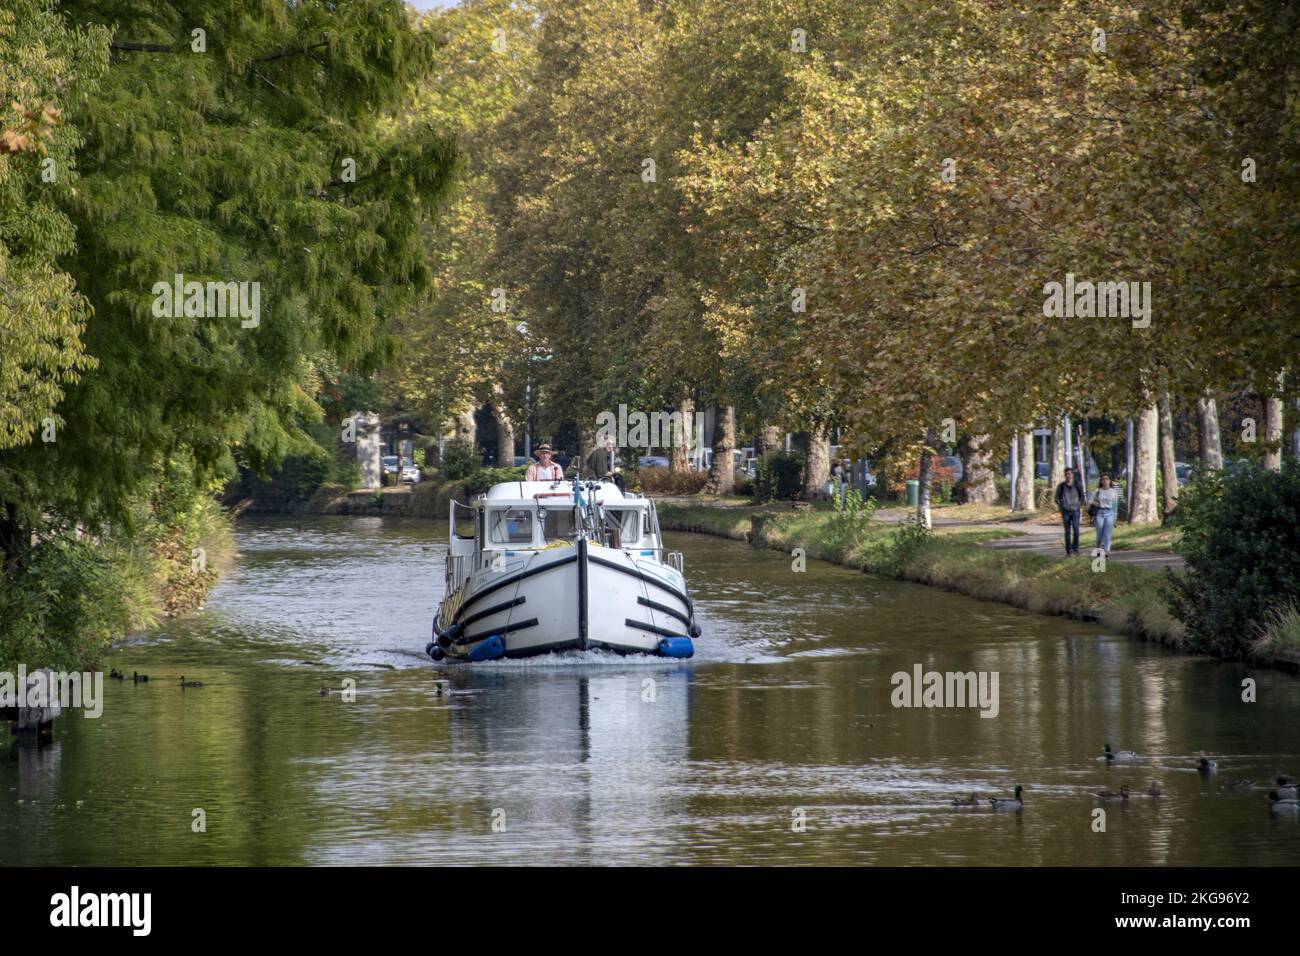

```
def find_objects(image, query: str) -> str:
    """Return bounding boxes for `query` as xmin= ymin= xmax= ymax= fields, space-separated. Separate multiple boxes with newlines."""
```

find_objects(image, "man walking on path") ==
xmin=1054 ymin=466 xmax=1086 ymax=555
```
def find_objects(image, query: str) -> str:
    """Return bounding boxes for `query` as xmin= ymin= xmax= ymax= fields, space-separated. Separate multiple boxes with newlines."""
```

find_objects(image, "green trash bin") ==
xmin=905 ymin=479 xmax=919 ymax=507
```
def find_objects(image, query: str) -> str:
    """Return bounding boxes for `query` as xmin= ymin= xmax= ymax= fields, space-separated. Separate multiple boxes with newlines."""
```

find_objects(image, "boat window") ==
xmin=541 ymin=507 xmax=578 ymax=542
xmin=603 ymin=508 xmax=642 ymax=545
xmin=489 ymin=508 xmax=534 ymax=544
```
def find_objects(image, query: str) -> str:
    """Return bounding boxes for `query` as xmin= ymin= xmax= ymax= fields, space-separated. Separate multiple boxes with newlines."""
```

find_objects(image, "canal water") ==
xmin=3 ymin=516 xmax=1297 ymax=865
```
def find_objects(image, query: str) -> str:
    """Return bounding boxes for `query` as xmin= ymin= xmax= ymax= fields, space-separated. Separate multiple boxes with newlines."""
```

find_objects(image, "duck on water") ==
xmin=427 ymin=478 xmax=700 ymax=662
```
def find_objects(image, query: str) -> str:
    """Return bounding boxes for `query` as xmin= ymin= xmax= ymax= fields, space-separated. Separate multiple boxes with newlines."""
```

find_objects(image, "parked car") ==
xmin=1175 ymin=461 xmax=1192 ymax=486
xmin=638 ymin=455 xmax=671 ymax=469
xmin=382 ymin=455 xmax=400 ymax=478
xmin=400 ymin=461 xmax=421 ymax=484
xmin=1035 ymin=461 xmax=1049 ymax=481
xmin=514 ymin=456 xmax=528 ymax=468
xmin=936 ymin=455 xmax=964 ymax=482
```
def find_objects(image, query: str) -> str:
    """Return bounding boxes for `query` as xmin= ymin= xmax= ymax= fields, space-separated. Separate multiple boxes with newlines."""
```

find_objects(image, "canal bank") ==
xmin=655 ymin=501 xmax=1300 ymax=675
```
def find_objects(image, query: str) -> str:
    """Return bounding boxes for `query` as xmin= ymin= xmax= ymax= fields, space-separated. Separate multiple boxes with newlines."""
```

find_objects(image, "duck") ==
xmin=1274 ymin=778 xmax=1299 ymax=798
xmin=1104 ymin=744 xmax=1137 ymax=762
xmin=1144 ymin=781 xmax=1162 ymax=797
xmin=989 ymin=785 xmax=1024 ymax=809
xmin=1268 ymin=790 xmax=1300 ymax=812
xmin=180 ymin=676 xmax=204 ymax=689
xmin=319 ymin=685 xmax=330 ymax=697
xmin=109 ymin=669 xmax=125 ymax=681
xmin=951 ymin=793 xmax=979 ymax=807
xmin=1196 ymin=756 xmax=1217 ymax=775
xmin=1096 ymin=784 xmax=1131 ymax=802
xmin=131 ymin=671 xmax=148 ymax=683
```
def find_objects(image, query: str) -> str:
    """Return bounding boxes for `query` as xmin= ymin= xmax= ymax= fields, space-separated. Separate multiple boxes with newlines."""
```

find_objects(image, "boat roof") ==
xmin=480 ymin=480 xmax=643 ymax=505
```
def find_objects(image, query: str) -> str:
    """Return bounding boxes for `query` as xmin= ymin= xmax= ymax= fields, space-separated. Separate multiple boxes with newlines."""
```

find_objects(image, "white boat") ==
xmin=427 ymin=478 xmax=699 ymax=661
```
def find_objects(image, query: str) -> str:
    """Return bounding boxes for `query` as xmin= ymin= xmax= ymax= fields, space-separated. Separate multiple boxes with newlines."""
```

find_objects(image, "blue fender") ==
xmin=467 ymin=635 xmax=507 ymax=662
xmin=657 ymin=636 xmax=695 ymax=659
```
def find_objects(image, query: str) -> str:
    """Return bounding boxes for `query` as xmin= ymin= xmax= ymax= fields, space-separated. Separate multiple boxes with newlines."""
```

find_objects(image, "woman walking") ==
xmin=1090 ymin=473 xmax=1119 ymax=554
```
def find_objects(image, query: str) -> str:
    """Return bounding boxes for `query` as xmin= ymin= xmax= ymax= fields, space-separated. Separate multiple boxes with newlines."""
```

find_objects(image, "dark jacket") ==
xmin=582 ymin=446 xmax=617 ymax=478
xmin=1054 ymin=478 xmax=1086 ymax=512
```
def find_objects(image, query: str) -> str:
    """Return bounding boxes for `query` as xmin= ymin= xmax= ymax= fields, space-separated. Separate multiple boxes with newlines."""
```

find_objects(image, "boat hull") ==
xmin=435 ymin=539 xmax=694 ymax=660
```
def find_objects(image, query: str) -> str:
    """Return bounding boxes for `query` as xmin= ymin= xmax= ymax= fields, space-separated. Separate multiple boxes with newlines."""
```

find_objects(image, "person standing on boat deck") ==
xmin=583 ymin=434 xmax=624 ymax=490
xmin=526 ymin=444 xmax=565 ymax=482
xmin=1054 ymin=466 xmax=1086 ymax=556
xmin=1089 ymin=472 xmax=1119 ymax=554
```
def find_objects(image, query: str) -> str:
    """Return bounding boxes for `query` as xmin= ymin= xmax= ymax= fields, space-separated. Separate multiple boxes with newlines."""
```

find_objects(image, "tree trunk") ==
xmin=492 ymin=383 xmax=515 ymax=467
xmin=670 ymin=396 xmax=694 ymax=472
xmin=1158 ymin=394 xmax=1180 ymax=517
xmin=1292 ymin=398 xmax=1300 ymax=460
xmin=1264 ymin=389 xmax=1284 ymax=472
xmin=1049 ymin=424 xmax=1066 ymax=490
xmin=0 ymin=502 xmax=29 ymax=568
xmin=957 ymin=434 xmax=998 ymax=504
xmin=449 ymin=403 xmax=476 ymax=447
xmin=1196 ymin=394 xmax=1223 ymax=470
xmin=1013 ymin=431 xmax=1036 ymax=511
xmin=1130 ymin=403 xmax=1160 ymax=524
xmin=800 ymin=426 xmax=831 ymax=500
xmin=916 ymin=449 xmax=933 ymax=528
xmin=703 ymin=404 xmax=735 ymax=495
xmin=755 ymin=425 xmax=782 ymax=456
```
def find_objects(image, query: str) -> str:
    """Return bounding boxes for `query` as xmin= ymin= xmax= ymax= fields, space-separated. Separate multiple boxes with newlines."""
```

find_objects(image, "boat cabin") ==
xmin=448 ymin=480 xmax=671 ymax=589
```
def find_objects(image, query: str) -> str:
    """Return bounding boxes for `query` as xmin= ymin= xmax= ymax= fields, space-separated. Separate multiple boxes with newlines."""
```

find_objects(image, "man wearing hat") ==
xmin=526 ymin=444 xmax=565 ymax=482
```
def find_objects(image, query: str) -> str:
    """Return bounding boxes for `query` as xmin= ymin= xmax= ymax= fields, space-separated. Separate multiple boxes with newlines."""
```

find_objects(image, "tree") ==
xmin=703 ymin=405 xmax=735 ymax=495
xmin=2 ymin=0 xmax=458 ymax=553
xmin=957 ymin=434 xmax=998 ymax=505
xmin=1159 ymin=395 xmax=1180 ymax=517
xmin=0 ymin=1 xmax=105 ymax=455
xmin=1014 ymin=433 xmax=1035 ymax=513
xmin=1130 ymin=405 xmax=1160 ymax=524
xmin=1197 ymin=395 xmax=1224 ymax=470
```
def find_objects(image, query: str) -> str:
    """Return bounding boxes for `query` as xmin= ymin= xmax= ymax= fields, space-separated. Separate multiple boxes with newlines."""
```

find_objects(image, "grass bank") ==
xmin=657 ymin=502 xmax=1185 ymax=649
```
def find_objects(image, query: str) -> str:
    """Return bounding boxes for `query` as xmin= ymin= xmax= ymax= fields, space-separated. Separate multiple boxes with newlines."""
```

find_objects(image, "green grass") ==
xmin=1250 ymin=603 xmax=1300 ymax=660
xmin=658 ymin=502 xmax=1184 ymax=646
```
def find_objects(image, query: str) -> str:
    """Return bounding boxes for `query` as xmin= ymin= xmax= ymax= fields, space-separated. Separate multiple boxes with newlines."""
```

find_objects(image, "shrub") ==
xmin=1165 ymin=461 xmax=1300 ymax=658
xmin=753 ymin=450 xmax=805 ymax=502
xmin=1250 ymin=602 xmax=1300 ymax=659
xmin=889 ymin=458 xmax=959 ymax=496
xmin=440 ymin=438 xmax=480 ymax=481
xmin=635 ymin=467 xmax=710 ymax=496
xmin=825 ymin=489 xmax=878 ymax=551
xmin=0 ymin=534 xmax=148 ymax=671
xmin=463 ymin=465 xmax=529 ymax=496
xmin=886 ymin=514 xmax=934 ymax=575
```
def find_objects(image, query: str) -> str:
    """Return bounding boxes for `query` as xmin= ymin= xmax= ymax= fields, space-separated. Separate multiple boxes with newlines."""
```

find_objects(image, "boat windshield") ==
xmin=602 ymin=507 xmax=644 ymax=546
xmin=488 ymin=507 xmax=534 ymax=545
xmin=541 ymin=506 xmax=578 ymax=542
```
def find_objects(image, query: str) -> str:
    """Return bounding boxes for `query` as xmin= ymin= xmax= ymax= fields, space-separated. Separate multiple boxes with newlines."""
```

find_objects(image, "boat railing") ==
xmin=447 ymin=553 xmax=471 ymax=589
xmin=665 ymin=550 xmax=684 ymax=574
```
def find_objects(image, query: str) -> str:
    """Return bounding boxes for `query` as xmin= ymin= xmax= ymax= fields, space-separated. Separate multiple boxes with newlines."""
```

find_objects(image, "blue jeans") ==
xmin=1061 ymin=509 xmax=1080 ymax=552
xmin=1094 ymin=510 xmax=1115 ymax=552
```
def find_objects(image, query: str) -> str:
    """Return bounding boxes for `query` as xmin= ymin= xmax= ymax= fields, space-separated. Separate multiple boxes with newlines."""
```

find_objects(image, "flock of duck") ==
xmin=951 ymin=744 xmax=1300 ymax=813
xmin=108 ymin=669 xmax=203 ymax=688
